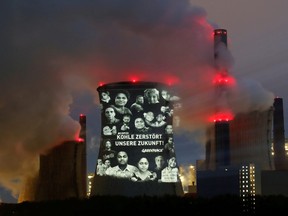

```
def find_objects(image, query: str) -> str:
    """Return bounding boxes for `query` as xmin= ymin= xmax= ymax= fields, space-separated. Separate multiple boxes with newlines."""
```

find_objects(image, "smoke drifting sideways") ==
xmin=0 ymin=0 xmax=274 ymax=199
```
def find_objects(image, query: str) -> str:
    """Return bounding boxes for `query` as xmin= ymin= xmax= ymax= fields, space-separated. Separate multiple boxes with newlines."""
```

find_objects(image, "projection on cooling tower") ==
xmin=91 ymin=81 xmax=183 ymax=196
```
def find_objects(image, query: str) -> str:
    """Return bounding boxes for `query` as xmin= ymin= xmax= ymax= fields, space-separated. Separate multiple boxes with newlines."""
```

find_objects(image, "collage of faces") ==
xmin=96 ymin=85 xmax=182 ymax=183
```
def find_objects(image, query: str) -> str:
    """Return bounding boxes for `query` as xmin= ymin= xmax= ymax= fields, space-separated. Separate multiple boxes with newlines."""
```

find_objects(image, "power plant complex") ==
xmin=196 ymin=30 xmax=288 ymax=213
xmin=17 ymin=29 xmax=288 ymax=203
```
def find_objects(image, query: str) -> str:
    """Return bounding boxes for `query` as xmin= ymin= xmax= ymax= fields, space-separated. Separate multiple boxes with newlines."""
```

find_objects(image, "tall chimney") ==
xmin=213 ymin=28 xmax=231 ymax=169
xmin=273 ymin=97 xmax=288 ymax=170
xmin=79 ymin=114 xmax=87 ymax=141
xmin=78 ymin=114 xmax=87 ymax=197
xmin=215 ymin=121 xmax=230 ymax=167
xmin=214 ymin=29 xmax=228 ymax=60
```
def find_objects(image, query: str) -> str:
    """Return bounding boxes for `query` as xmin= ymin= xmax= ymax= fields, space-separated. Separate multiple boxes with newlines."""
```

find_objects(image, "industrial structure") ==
xmin=90 ymin=81 xmax=183 ymax=197
xmin=273 ymin=97 xmax=288 ymax=170
xmin=18 ymin=115 xmax=87 ymax=202
xmin=16 ymin=28 xmax=288 ymax=204
xmin=197 ymin=29 xmax=288 ymax=204
xmin=204 ymin=29 xmax=234 ymax=171
xmin=34 ymin=139 xmax=87 ymax=201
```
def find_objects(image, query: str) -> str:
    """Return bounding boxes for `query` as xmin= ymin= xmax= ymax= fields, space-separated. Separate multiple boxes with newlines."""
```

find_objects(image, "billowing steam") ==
xmin=0 ymin=0 xmax=274 ymax=200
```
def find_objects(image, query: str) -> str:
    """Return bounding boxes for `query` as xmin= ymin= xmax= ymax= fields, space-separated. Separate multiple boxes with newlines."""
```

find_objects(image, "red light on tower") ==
xmin=214 ymin=29 xmax=227 ymax=43
xmin=213 ymin=74 xmax=229 ymax=85
xmin=130 ymin=77 xmax=140 ymax=83
xmin=214 ymin=29 xmax=227 ymax=36
xmin=77 ymin=138 xmax=84 ymax=143
xmin=213 ymin=73 xmax=235 ymax=87
xmin=209 ymin=111 xmax=234 ymax=123
xmin=98 ymin=82 xmax=105 ymax=87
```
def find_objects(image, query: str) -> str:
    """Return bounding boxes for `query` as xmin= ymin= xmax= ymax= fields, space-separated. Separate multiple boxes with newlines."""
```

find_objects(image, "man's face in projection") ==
xmin=117 ymin=151 xmax=128 ymax=165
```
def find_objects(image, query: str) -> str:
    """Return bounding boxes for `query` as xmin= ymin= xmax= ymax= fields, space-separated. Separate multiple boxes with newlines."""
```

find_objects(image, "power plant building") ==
xmin=198 ymin=28 xmax=288 ymax=199
xmin=230 ymin=110 xmax=274 ymax=171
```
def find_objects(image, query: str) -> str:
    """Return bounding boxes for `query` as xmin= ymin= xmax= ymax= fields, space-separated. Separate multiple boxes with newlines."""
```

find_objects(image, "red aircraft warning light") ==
xmin=98 ymin=82 xmax=105 ymax=87
xmin=214 ymin=29 xmax=227 ymax=36
xmin=209 ymin=111 xmax=234 ymax=123
xmin=214 ymin=29 xmax=227 ymax=45
xmin=77 ymin=138 xmax=85 ymax=143
xmin=213 ymin=73 xmax=235 ymax=87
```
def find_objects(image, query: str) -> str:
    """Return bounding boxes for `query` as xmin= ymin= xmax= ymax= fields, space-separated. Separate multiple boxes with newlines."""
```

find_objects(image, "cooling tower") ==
xmin=18 ymin=116 xmax=87 ymax=202
xmin=34 ymin=139 xmax=87 ymax=201
xmin=90 ymin=81 xmax=184 ymax=197
xmin=229 ymin=110 xmax=274 ymax=170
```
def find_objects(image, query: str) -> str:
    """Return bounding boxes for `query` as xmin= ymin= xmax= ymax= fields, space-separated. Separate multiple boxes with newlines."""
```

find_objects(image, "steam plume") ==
xmin=0 ymin=0 xmax=274 ymax=199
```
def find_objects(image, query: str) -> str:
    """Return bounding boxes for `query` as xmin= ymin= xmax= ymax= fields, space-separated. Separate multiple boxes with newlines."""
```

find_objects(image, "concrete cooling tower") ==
xmin=18 ymin=115 xmax=87 ymax=202
xmin=90 ymin=81 xmax=184 ymax=197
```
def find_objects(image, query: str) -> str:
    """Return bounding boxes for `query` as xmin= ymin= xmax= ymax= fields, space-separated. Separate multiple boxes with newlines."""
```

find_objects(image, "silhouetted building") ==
xmin=261 ymin=170 xmax=288 ymax=196
xmin=197 ymin=164 xmax=255 ymax=197
xmin=35 ymin=139 xmax=87 ymax=201
xmin=273 ymin=97 xmax=288 ymax=170
xmin=230 ymin=110 xmax=274 ymax=171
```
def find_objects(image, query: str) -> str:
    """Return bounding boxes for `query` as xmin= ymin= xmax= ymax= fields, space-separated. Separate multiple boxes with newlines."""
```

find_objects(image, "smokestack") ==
xmin=214 ymin=29 xmax=227 ymax=60
xmin=215 ymin=121 xmax=230 ymax=168
xmin=214 ymin=29 xmax=227 ymax=47
xmin=273 ymin=97 xmax=288 ymax=170
xmin=78 ymin=114 xmax=87 ymax=198
xmin=213 ymin=28 xmax=231 ymax=169
xmin=79 ymin=114 xmax=87 ymax=141
xmin=204 ymin=29 xmax=230 ymax=170
xmin=213 ymin=28 xmax=230 ymax=77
